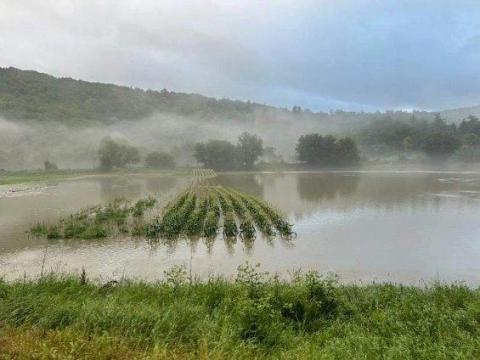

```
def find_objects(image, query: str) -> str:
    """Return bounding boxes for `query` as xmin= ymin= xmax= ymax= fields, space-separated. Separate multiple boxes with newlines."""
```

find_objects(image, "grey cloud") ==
xmin=0 ymin=0 xmax=480 ymax=111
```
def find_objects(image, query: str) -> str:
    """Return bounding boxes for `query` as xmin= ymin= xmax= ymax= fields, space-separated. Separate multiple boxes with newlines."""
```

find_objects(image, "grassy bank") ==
xmin=0 ymin=167 xmax=206 ymax=186
xmin=0 ymin=266 xmax=479 ymax=359
xmin=0 ymin=169 xmax=174 ymax=186
xmin=0 ymin=170 xmax=91 ymax=185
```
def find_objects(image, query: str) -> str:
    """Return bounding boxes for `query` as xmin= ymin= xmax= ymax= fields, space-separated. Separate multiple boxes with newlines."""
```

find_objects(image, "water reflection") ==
xmin=98 ymin=176 xmax=144 ymax=199
xmin=290 ymin=172 xmax=480 ymax=218
xmin=145 ymin=176 xmax=175 ymax=194
xmin=297 ymin=173 xmax=359 ymax=202
xmin=211 ymin=173 xmax=264 ymax=197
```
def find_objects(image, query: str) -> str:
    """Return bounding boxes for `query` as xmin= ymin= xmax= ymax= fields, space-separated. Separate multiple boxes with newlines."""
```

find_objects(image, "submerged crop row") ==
xmin=146 ymin=185 xmax=292 ymax=241
xmin=190 ymin=168 xmax=217 ymax=178
xmin=30 ymin=184 xmax=293 ymax=243
xmin=31 ymin=197 xmax=157 ymax=240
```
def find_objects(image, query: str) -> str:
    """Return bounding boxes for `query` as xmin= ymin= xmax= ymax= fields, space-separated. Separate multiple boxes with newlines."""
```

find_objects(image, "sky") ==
xmin=0 ymin=0 xmax=479 ymax=112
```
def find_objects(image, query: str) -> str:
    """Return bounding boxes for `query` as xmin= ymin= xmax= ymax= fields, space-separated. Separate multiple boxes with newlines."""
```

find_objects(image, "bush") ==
xmin=43 ymin=160 xmax=58 ymax=171
xmin=194 ymin=140 xmax=237 ymax=170
xmin=98 ymin=136 xmax=140 ymax=170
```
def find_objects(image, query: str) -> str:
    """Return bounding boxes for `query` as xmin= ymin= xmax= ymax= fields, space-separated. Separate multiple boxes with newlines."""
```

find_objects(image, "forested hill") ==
xmin=441 ymin=105 xmax=480 ymax=123
xmin=0 ymin=67 xmax=478 ymax=126
xmin=0 ymin=67 xmax=275 ymax=125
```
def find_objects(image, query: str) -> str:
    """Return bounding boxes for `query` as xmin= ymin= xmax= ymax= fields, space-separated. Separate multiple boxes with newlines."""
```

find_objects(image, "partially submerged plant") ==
xmin=203 ymin=192 xmax=220 ymax=238
xmin=185 ymin=196 xmax=209 ymax=236
xmin=30 ymin=183 xmax=293 ymax=245
xmin=31 ymin=196 xmax=157 ymax=240
xmin=218 ymin=188 xmax=256 ymax=240
xmin=217 ymin=190 xmax=238 ymax=237
xmin=252 ymin=198 xmax=292 ymax=236
xmin=132 ymin=196 xmax=157 ymax=217
xmin=237 ymin=194 xmax=274 ymax=237
xmin=158 ymin=192 xmax=197 ymax=238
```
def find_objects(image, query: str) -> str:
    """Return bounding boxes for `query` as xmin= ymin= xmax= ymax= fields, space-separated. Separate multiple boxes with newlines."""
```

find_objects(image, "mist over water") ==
xmin=0 ymin=111 xmax=355 ymax=170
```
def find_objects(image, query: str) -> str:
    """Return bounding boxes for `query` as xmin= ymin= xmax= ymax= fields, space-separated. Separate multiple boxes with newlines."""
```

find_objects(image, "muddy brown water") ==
xmin=1 ymin=171 xmax=480 ymax=284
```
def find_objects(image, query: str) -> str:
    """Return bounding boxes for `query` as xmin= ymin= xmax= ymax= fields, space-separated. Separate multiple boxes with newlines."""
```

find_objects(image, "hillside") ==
xmin=0 ymin=67 xmax=478 ymax=126
xmin=0 ymin=67 xmax=273 ymax=125
xmin=440 ymin=105 xmax=480 ymax=122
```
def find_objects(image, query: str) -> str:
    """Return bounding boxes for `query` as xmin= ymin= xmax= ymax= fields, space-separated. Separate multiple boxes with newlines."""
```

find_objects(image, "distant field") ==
xmin=0 ymin=170 xmax=90 ymax=185
xmin=0 ymin=168 xmax=183 ymax=186
xmin=0 ymin=268 xmax=479 ymax=359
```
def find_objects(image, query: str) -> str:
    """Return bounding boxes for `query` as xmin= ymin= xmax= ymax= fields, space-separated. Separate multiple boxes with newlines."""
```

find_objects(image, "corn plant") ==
xmin=216 ymin=189 xmax=238 ymax=237
xmin=185 ymin=196 xmax=209 ymax=236
xmin=203 ymin=193 xmax=220 ymax=237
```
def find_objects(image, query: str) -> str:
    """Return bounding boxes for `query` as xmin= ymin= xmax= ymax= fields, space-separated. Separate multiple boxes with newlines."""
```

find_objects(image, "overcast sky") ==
xmin=1 ymin=0 xmax=479 ymax=112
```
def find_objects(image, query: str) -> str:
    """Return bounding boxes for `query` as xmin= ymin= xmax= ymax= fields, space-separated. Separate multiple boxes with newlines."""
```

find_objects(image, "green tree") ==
xmin=236 ymin=132 xmax=263 ymax=170
xmin=98 ymin=137 xmax=140 ymax=170
xmin=336 ymin=137 xmax=360 ymax=165
xmin=458 ymin=115 xmax=480 ymax=136
xmin=402 ymin=136 xmax=414 ymax=151
xmin=296 ymin=134 xmax=359 ymax=166
xmin=422 ymin=133 xmax=461 ymax=160
xmin=44 ymin=160 xmax=58 ymax=171
xmin=145 ymin=152 xmax=175 ymax=169
xmin=194 ymin=140 xmax=236 ymax=170
xmin=463 ymin=133 xmax=480 ymax=146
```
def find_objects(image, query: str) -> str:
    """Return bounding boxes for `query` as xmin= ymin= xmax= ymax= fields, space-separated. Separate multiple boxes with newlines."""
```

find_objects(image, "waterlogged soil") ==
xmin=1 ymin=171 xmax=480 ymax=284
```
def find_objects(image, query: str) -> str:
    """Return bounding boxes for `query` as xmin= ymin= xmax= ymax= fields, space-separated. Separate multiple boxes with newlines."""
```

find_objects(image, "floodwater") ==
xmin=1 ymin=171 xmax=480 ymax=285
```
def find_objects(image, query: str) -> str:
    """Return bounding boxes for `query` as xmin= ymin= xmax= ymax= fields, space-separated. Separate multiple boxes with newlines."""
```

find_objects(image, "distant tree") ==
xmin=336 ymin=137 xmax=360 ymax=165
xmin=98 ymin=137 xmax=140 ymax=170
xmin=296 ymin=133 xmax=360 ymax=166
xmin=44 ymin=160 xmax=58 ymax=171
xmin=402 ymin=136 xmax=414 ymax=151
xmin=463 ymin=133 xmax=480 ymax=146
xmin=236 ymin=132 xmax=263 ymax=170
xmin=262 ymin=146 xmax=283 ymax=163
xmin=194 ymin=140 xmax=236 ymax=170
xmin=422 ymin=133 xmax=461 ymax=160
xmin=455 ymin=145 xmax=480 ymax=163
xmin=292 ymin=105 xmax=302 ymax=114
xmin=459 ymin=115 xmax=480 ymax=136
xmin=145 ymin=151 xmax=175 ymax=169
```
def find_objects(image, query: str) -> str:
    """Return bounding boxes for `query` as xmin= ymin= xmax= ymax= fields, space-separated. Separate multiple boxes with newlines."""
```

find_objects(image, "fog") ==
xmin=0 ymin=112 xmax=349 ymax=170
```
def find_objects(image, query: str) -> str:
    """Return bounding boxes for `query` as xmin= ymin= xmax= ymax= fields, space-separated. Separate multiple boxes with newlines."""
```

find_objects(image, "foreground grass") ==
xmin=0 ymin=266 xmax=479 ymax=359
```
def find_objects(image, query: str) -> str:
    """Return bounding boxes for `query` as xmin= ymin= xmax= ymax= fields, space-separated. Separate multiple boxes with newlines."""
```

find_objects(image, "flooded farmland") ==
xmin=1 ymin=171 xmax=480 ymax=285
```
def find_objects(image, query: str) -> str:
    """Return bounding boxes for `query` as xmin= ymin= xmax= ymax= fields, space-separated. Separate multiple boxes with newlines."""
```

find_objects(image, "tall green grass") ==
xmin=0 ymin=265 xmax=479 ymax=359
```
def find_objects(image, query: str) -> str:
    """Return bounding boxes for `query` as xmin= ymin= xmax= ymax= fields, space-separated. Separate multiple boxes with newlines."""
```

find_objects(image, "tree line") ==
xmin=90 ymin=132 xmax=361 ymax=172
xmin=360 ymin=114 xmax=480 ymax=160
xmin=45 ymin=114 xmax=479 ymax=172
xmin=97 ymin=137 xmax=175 ymax=170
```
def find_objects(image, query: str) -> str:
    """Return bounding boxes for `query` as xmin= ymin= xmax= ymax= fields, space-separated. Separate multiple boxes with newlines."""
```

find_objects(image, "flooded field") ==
xmin=1 ymin=171 xmax=480 ymax=284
